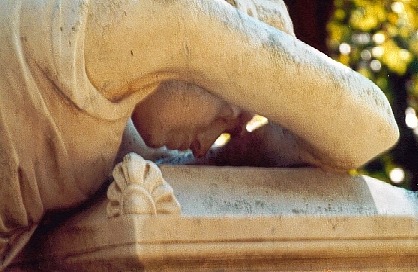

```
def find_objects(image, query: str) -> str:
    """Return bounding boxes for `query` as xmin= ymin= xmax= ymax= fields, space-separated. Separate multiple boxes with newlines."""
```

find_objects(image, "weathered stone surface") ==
xmin=0 ymin=0 xmax=400 ymax=269
xmin=11 ymin=166 xmax=418 ymax=271
xmin=85 ymin=0 xmax=399 ymax=169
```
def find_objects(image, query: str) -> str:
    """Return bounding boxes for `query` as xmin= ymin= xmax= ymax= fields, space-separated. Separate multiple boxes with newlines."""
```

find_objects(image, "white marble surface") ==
xmin=163 ymin=166 xmax=380 ymax=216
xmin=11 ymin=166 xmax=418 ymax=271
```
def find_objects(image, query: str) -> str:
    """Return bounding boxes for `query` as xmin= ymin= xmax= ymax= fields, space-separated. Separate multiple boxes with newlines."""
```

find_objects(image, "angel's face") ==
xmin=132 ymin=81 xmax=243 ymax=157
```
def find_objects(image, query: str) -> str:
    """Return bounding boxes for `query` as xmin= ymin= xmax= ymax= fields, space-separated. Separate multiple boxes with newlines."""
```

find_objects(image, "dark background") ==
xmin=283 ymin=0 xmax=334 ymax=55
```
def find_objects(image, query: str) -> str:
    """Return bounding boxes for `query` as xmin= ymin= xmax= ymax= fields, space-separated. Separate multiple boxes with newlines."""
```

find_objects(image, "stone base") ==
xmin=10 ymin=167 xmax=418 ymax=271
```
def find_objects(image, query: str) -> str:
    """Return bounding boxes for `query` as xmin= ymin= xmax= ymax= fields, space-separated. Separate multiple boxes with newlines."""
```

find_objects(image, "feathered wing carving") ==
xmin=107 ymin=153 xmax=181 ymax=217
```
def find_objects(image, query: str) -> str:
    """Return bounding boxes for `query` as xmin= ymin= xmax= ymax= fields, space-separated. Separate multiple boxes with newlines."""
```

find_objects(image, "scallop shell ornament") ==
xmin=107 ymin=153 xmax=181 ymax=217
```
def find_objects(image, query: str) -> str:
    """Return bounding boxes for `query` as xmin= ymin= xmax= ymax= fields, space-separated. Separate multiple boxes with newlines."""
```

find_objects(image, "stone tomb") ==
xmin=0 ymin=0 xmax=410 ymax=270
xmin=11 ymin=159 xmax=418 ymax=271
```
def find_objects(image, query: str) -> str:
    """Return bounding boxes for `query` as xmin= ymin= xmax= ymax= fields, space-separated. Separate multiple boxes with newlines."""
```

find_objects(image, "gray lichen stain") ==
xmin=202 ymin=196 xmax=254 ymax=214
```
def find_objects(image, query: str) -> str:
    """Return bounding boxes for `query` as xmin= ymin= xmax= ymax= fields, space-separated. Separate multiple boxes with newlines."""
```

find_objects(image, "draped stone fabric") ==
xmin=0 ymin=0 xmax=400 ymax=269
xmin=0 ymin=3 xmax=295 ymax=260
xmin=0 ymin=0 xmax=139 ymax=267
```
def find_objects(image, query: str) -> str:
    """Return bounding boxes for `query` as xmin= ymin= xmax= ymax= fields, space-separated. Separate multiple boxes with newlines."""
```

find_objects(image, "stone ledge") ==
xmin=11 ymin=167 xmax=418 ymax=271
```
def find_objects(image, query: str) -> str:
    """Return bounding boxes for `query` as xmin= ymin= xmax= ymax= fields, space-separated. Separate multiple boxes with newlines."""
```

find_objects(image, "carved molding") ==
xmin=107 ymin=153 xmax=181 ymax=217
xmin=10 ymin=168 xmax=418 ymax=271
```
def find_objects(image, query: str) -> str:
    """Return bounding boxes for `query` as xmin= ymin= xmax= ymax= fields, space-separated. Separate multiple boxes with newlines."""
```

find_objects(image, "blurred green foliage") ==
xmin=328 ymin=0 xmax=418 ymax=190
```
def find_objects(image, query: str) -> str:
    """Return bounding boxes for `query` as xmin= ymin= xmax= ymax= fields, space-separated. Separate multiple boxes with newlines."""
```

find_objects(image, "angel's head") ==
xmin=132 ymin=81 xmax=248 ymax=157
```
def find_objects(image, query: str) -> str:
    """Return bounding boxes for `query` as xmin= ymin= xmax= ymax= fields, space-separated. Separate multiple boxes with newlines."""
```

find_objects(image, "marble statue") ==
xmin=0 ymin=0 xmax=399 ymax=269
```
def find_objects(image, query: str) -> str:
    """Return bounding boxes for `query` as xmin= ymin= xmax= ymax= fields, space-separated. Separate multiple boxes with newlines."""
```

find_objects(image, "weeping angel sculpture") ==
xmin=0 ymin=0 xmax=398 ymax=268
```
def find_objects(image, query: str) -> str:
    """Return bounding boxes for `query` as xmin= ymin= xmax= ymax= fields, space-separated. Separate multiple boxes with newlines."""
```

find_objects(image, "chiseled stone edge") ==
xmin=10 ymin=215 xmax=418 ymax=271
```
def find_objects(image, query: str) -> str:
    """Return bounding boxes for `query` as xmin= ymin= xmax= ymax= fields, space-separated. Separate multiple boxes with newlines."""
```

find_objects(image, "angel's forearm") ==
xmin=85 ymin=0 xmax=398 ymax=169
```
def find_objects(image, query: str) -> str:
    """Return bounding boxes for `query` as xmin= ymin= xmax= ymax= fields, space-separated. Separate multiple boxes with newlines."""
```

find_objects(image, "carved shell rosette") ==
xmin=107 ymin=153 xmax=181 ymax=217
